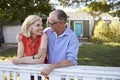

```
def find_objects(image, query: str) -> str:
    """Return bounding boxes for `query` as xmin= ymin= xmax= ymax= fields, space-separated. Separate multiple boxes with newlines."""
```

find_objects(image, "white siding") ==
xmin=3 ymin=25 xmax=21 ymax=43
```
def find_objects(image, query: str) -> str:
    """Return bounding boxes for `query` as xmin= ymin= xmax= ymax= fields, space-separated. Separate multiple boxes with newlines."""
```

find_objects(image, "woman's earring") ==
xmin=27 ymin=29 xmax=31 ymax=37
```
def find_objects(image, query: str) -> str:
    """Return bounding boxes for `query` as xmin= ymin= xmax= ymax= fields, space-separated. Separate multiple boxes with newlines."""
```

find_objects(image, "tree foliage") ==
xmin=87 ymin=1 xmax=111 ymax=12
xmin=92 ymin=20 xmax=109 ymax=43
xmin=109 ymin=18 xmax=120 ymax=42
xmin=58 ymin=0 xmax=119 ymax=12
xmin=91 ymin=19 xmax=120 ymax=43
xmin=0 ymin=0 xmax=54 ymax=24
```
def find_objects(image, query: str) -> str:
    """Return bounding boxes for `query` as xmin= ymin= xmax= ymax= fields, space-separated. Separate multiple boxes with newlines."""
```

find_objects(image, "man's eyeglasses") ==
xmin=48 ymin=21 xmax=60 ymax=26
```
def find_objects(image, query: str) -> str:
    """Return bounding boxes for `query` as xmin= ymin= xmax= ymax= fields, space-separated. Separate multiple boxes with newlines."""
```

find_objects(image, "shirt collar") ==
xmin=52 ymin=26 xmax=70 ymax=37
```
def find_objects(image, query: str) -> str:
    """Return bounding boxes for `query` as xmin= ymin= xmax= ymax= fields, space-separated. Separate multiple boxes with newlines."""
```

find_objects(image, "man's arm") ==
xmin=52 ymin=59 xmax=73 ymax=68
xmin=41 ymin=59 xmax=73 ymax=76
xmin=41 ymin=34 xmax=79 ymax=76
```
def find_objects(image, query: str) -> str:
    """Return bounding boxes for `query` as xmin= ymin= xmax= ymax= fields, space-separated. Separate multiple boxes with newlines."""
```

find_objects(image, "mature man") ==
xmin=41 ymin=9 xmax=79 ymax=76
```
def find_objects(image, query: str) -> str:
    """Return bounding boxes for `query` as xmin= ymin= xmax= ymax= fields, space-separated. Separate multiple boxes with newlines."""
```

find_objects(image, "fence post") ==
xmin=20 ymin=72 xmax=30 ymax=80
xmin=0 ymin=71 xmax=4 ymax=80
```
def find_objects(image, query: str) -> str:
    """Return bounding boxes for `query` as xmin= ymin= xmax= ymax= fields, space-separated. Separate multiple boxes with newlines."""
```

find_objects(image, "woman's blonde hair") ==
xmin=21 ymin=15 xmax=42 ymax=37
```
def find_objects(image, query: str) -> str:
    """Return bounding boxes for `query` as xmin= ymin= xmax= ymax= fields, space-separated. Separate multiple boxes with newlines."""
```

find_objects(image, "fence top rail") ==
xmin=0 ymin=61 xmax=120 ymax=76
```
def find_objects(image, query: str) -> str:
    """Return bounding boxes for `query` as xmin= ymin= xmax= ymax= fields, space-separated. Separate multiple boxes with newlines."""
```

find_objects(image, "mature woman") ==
xmin=12 ymin=15 xmax=47 ymax=64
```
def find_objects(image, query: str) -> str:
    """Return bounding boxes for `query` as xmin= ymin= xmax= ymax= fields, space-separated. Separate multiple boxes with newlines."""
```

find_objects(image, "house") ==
xmin=66 ymin=12 xmax=113 ymax=38
xmin=2 ymin=12 xmax=113 ymax=43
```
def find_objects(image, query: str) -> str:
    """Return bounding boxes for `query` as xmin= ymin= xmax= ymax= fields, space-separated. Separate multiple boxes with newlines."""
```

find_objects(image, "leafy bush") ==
xmin=91 ymin=18 xmax=120 ymax=43
xmin=109 ymin=18 xmax=120 ymax=42
xmin=91 ymin=20 xmax=110 ymax=43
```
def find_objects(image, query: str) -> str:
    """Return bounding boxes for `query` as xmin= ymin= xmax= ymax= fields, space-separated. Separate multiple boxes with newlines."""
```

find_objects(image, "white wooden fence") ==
xmin=0 ymin=61 xmax=120 ymax=80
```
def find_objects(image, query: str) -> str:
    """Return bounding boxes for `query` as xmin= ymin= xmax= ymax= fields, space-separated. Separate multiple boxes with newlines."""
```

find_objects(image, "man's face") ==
xmin=48 ymin=16 xmax=60 ymax=32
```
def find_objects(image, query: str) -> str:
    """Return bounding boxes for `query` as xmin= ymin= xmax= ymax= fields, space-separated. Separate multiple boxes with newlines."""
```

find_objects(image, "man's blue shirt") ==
xmin=44 ymin=26 xmax=79 ymax=65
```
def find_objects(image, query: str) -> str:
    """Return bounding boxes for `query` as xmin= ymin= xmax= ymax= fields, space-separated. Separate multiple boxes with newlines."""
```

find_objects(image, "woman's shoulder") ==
xmin=19 ymin=33 xmax=27 ymax=40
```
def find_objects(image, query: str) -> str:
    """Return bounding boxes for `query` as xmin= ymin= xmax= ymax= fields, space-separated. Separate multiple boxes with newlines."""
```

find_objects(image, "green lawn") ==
xmin=0 ymin=47 xmax=17 ymax=61
xmin=78 ymin=43 xmax=120 ymax=67
xmin=0 ymin=43 xmax=120 ymax=67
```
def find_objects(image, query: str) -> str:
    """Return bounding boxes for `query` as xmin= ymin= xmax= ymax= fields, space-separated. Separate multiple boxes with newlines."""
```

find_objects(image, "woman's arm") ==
xmin=12 ymin=58 xmax=46 ymax=64
xmin=12 ymin=33 xmax=48 ymax=64
xmin=17 ymin=42 xmax=24 ymax=58
xmin=12 ymin=41 xmax=24 ymax=64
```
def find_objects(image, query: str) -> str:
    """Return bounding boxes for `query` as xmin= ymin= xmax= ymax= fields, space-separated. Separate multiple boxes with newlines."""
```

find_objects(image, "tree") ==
xmin=109 ymin=18 xmax=120 ymax=42
xmin=109 ymin=1 xmax=120 ymax=17
xmin=0 ymin=0 xmax=54 ymax=24
xmin=57 ymin=0 xmax=120 ymax=11
xmin=92 ymin=20 xmax=110 ymax=43
xmin=87 ymin=1 xmax=111 ymax=12
xmin=83 ymin=0 xmax=111 ymax=20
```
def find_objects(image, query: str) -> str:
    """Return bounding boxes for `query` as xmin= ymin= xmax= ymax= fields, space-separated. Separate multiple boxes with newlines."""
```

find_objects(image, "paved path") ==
xmin=0 ymin=44 xmax=17 ymax=52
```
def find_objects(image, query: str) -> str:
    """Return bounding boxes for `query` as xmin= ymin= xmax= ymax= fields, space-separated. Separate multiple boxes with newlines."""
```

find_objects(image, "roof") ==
xmin=66 ymin=12 xmax=113 ymax=20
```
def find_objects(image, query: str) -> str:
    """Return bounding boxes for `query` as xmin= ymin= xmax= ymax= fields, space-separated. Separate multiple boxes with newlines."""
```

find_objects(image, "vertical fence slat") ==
xmin=74 ymin=76 xmax=78 ymax=80
xmin=78 ymin=76 xmax=83 ymax=80
xmin=49 ymin=75 xmax=61 ymax=80
xmin=41 ymin=76 xmax=45 ymax=80
xmin=13 ymin=72 xmax=17 ymax=80
xmin=20 ymin=72 xmax=30 ymax=80
xmin=61 ymin=75 xmax=66 ymax=80
xmin=7 ymin=71 xmax=10 ymax=80
xmin=83 ymin=77 xmax=97 ymax=80
xmin=66 ymin=76 xmax=69 ymax=80
xmin=0 ymin=71 xmax=4 ymax=80
xmin=34 ymin=73 xmax=37 ymax=80
xmin=69 ymin=76 xmax=75 ymax=80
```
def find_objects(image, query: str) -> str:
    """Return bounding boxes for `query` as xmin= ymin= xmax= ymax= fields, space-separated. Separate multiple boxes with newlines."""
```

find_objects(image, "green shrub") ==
xmin=92 ymin=20 xmax=110 ymax=43
xmin=91 ymin=18 xmax=120 ymax=43
xmin=109 ymin=18 xmax=120 ymax=42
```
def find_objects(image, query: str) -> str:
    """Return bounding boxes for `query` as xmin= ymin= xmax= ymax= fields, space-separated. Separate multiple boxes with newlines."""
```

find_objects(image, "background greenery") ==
xmin=78 ymin=43 xmax=120 ymax=67
xmin=0 ymin=43 xmax=120 ymax=67
xmin=1 ymin=0 xmax=120 ymax=26
xmin=90 ymin=19 xmax=120 ymax=43
xmin=0 ymin=0 xmax=54 ymax=25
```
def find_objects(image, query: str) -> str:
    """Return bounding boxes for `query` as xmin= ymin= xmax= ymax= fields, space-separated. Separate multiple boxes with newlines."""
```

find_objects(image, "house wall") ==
xmin=3 ymin=25 xmax=21 ymax=43
xmin=69 ymin=20 xmax=90 ymax=38
xmin=83 ymin=20 xmax=89 ymax=37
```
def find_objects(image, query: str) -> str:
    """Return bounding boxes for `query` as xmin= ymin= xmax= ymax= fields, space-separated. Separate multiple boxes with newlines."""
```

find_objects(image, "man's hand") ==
xmin=16 ymin=34 xmax=22 ymax=43
xmin=41 ymin=64 xmax=55 ymax=76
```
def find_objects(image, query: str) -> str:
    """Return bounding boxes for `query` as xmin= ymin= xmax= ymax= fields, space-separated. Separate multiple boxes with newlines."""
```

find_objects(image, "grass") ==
xmin=77 ymin=43 xmax=120 ymax=67
xmin=0 ymin=47 xmax=17 ymax=61
xmin=0 ymin=43 xmax=120 ymax=67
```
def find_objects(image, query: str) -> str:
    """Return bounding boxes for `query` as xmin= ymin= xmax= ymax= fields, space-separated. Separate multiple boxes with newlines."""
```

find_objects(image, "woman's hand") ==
xmin=12 ymin=58 xmax=21 ymax=65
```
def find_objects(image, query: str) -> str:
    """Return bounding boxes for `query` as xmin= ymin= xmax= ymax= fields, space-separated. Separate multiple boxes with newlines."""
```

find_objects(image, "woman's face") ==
xmin=29 ymin=20 xmax=43 ymax=36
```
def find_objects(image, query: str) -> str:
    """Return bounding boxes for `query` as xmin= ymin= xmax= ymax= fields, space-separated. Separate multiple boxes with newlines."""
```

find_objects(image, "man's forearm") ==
xmin=52 ymin=59 xmax=73 ymax=68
